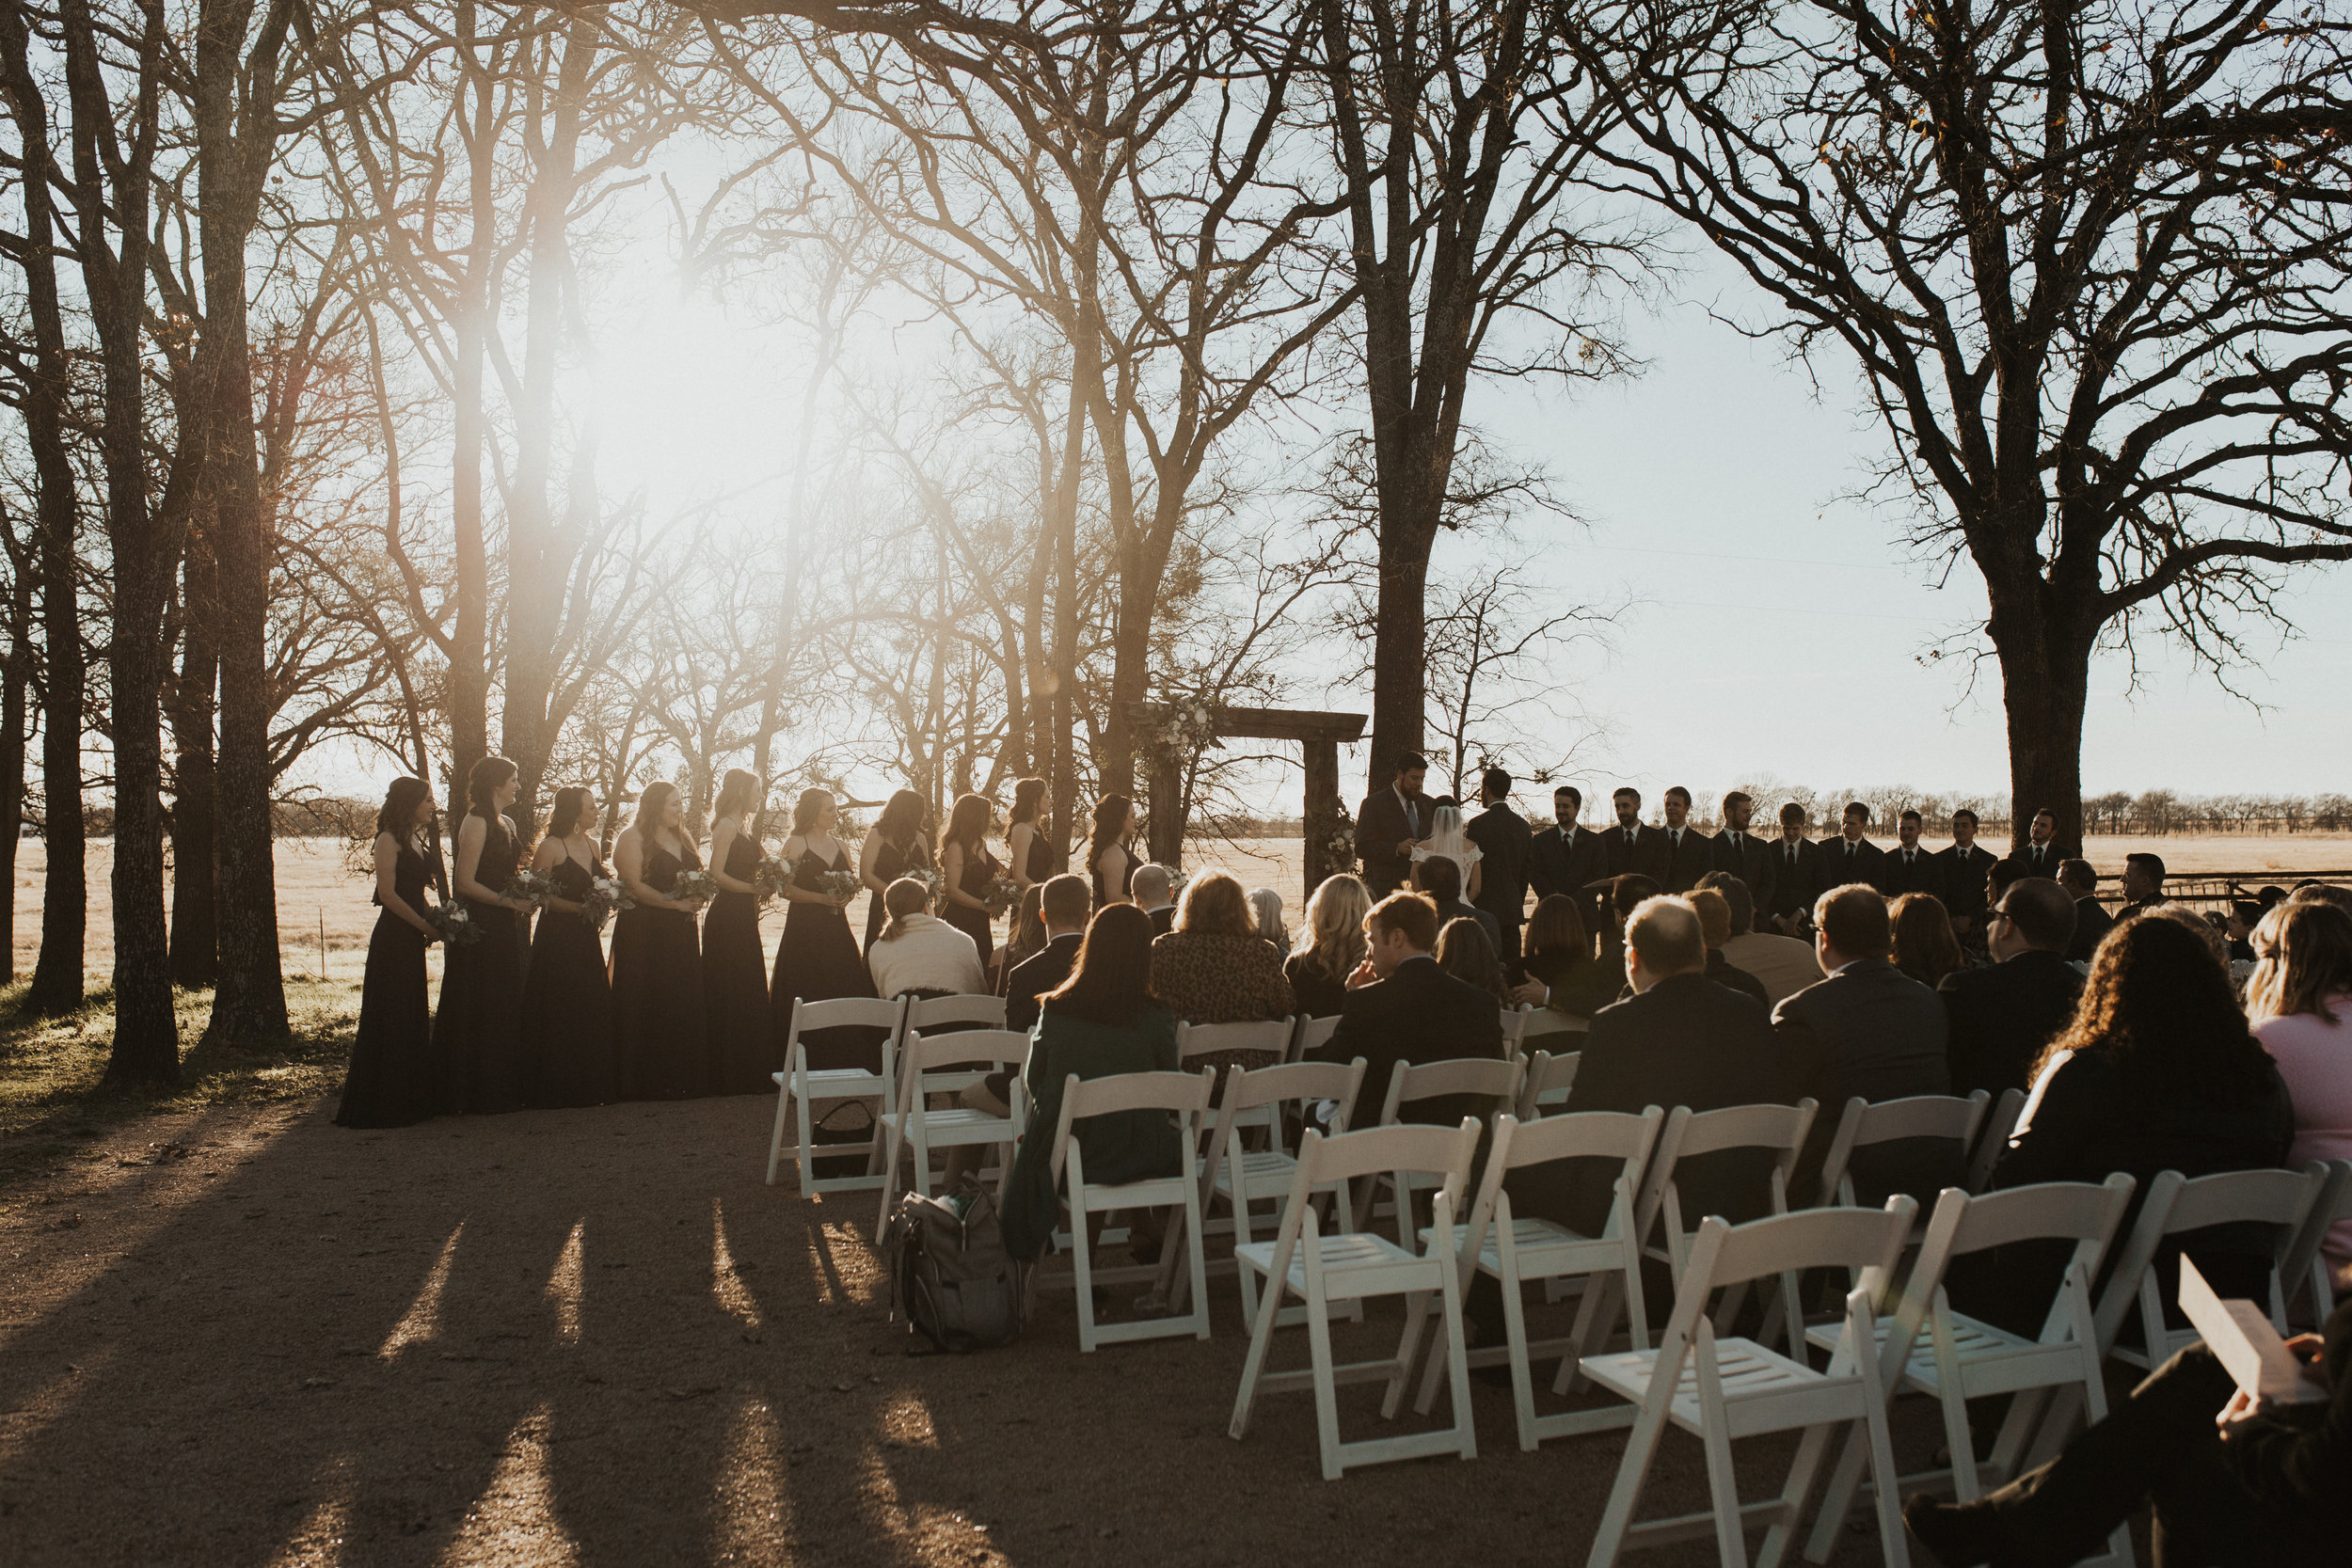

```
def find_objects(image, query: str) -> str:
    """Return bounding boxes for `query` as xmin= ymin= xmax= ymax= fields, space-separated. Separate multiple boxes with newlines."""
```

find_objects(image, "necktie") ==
xmin=1626 ymin=829 xmax=1635 ymax=849
xmin=1671 ymin=829 xmax=1681 ymax=849
xmin=1787 ymin=845 xmax=1796 ymax=865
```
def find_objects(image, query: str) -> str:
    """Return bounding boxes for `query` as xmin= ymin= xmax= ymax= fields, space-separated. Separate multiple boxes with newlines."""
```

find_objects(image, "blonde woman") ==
xmin=2249 ymin=899 xmax=2352 ymax=1286
xmin=1283 ymin=874 xmax=1372 ymax=1018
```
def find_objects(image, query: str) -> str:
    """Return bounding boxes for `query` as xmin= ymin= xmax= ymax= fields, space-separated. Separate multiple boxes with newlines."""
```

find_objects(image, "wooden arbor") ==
xmin=1133 ymin=703 xmax=1367 ymax=905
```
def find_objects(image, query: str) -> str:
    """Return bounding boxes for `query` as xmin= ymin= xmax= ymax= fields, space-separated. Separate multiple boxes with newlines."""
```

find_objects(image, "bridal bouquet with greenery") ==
xmin=669 ymin=869 xmax=721 ymax=910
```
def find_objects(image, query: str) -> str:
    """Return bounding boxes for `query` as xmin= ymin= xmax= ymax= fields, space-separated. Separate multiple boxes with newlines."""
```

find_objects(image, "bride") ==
xmin=1410 ymin=802 xmax=1484 ymax=903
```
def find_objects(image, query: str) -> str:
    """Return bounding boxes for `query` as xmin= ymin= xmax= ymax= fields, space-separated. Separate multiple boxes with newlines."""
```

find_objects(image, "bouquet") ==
xmin=580 ymin=875 xmax=634 ymax=931
xmin=423 ymin=900 xmax=482 ymax=947
xmin=902 ymin=865 xmax=944 ymax=900
xmin=669 ymin=868 xmax=721 ymax=910
xmin=982 ymin=874 xmax=1023 ymax=915
xmin=752 ymin=860 xmax=792 ymax=905
xmin=816 ymin=868 xmax=862 ymax=902
xmin=500 ymin=869 xmax=554 ymax=911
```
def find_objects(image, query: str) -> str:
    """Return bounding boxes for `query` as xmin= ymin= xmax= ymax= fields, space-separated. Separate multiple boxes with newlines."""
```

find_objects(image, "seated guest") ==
xmin=866 ymin=878 xmax=989 ymax=1000
xmin=2118 ymin=849 xmax=2168 ymax=919
xmin=1509 ymin=893 xmax=1621 ymax=1018
xmin=1902 ymin=1295 xmax=2348 ymax=1568
xmin=1702 ymin=871 xmax=1824 ymax=1005
xmin=999 ymin=904 xmax=1182 ymax=1261
xmin=1309 ymin=892 xmax=1502 ymax=1133
xmin=1149 ymin=870 xmax=1295 ymax=1064
xmin=2292 ymin=880 xmax=2352 ymax=913
xmin=1987 ymin=855 xmax=2034 ymax=914
xmin=1248 ymin=887 xmax=1289 ymax=958
xmin=1957 ymin=913 xmax=2294 ymax=1339
xmin=1003 ymin=873 xmax=1090 ymax=1033
xmin=1412 ymin=851 xmax=1502 ymax=952
xmin=1890 ymin=892 xmax=1964 ymax=989
xmin=1436 ymin=916 xmax=1511 ymax=1005
xmin=1132 ymin=863 xmax=1178 ymax=935
xmin=1938 ymin=876 xmax=2082 ymax=1098
xmin=1773 ymin=884 xmax=1953 ymax=1201
xmin=1882 ymin=809 xmax=1945 ymax=899
xmin=2249 ymin=898 xmax=2352 ymax=1291
xmin=1284 ymin=874 xmax=1369 ymax=1018
xmin=2058 ymin=858 xmax=2115 ymax=962
xmin=1687 ymin=886 xmax=1769 ymax=1008
xmin=1596 ymin=871 xmax=1662 ymax=978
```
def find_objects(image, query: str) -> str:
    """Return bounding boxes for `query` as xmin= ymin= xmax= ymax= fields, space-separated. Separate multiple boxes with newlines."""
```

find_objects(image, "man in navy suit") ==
xmin=1603 ymin=786 xmax=1668 ymax=881
xmin=1711 ymin=790 xmax=1778 ymax=916
xmin=1764 ymin=801 xmax=1825 ymax=933
xmin=1882 ymin=808 xmax=1946 ymax=900
xmin=1656 ymin=785 xmax=1715 ymax=894
xmin=1531 ymin=784 xmax=1609 ymax=932
xmin=1820 ymin=800 xmax=1887 ymax=895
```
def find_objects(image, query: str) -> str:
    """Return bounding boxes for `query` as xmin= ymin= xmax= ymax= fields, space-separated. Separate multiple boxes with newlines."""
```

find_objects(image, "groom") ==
xmin=1356 ymin=752 xmax=1432 ymax=897
xmin=1465 ymin=766 xmax=1533 ymax=961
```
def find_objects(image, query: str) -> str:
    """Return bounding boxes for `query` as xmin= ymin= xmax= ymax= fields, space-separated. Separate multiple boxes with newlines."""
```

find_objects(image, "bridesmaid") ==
xmin=938 ymin=793 xmax=1003 ymax=971
xmin=1006 ymin=777 xmax=1055 ymax=896
xmin=611 ymin=781 xmax=714 ymax=1100
xmin=704 ymin=768 xmax=775 ymax=1095
xmin=431 ymin=755 xmax=530 ymax=1114
xmin=519 ymin=784 xmax=619 ymax=1107
xmin=335 ymin=777 xmax=442 ymax=1128
xmin=769 ymin=786 xmax=879 ymax=1071
xmin=858 ymin=788 xmax=932 ymax=954
xmin=1089 ymin=793 xmax=1138 ymax=910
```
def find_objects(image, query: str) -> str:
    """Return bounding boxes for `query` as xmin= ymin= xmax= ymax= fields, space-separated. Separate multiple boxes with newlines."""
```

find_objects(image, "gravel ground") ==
xmin=3 ymin=1094 xmax=1935 ymax=1567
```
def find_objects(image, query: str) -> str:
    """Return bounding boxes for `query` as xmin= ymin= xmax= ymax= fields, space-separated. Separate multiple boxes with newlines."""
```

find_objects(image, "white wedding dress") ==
xmin=1409 ymin=805 xmax=1483 ymax=891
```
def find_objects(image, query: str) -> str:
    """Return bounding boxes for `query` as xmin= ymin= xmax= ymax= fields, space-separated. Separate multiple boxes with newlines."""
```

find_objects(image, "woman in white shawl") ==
xmin=1410 ymin=802 xmax=1483 ymax=903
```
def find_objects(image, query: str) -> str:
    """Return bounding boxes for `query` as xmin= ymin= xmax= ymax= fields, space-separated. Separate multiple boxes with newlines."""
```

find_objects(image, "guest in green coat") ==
xmin=1002 ymin=902 xmax=1183 ymax=1261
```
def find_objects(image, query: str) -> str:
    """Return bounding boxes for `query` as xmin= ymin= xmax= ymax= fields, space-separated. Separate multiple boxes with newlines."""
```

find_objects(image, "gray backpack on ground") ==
xmin=885 ymin=1178 xmax=1028 ymax=1354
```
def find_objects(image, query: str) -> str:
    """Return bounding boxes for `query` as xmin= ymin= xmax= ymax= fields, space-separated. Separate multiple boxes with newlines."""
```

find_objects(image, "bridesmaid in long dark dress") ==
xmin=1005 ymin=773 xmax=1055 ymax=927
xmin=938 ymin=792 xmax=1004 ymax=972
xmin=519 ymin=784 xmax=619 ymax=1107
xmin=336 ymin=777 xmax=443 ymax=1129
xmin=858 ymin=788 xmax=933 ymax=954
xmin=703 ymin=768 xmax=775 ymax=1095
xmin=611 ymin=780 xmax=715 ymax=1100
xmin=1089 ymin=792 xmax=1139 ymax=910
xmin=431 ymin=755 xmax=530 ymax=1115
xmin=770 ymin=786 xmax=880 ymax=1072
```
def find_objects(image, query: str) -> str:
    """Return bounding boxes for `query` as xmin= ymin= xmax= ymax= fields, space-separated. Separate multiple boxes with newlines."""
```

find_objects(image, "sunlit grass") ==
xmin=0 ymin=976 xmax=358 ymax=1178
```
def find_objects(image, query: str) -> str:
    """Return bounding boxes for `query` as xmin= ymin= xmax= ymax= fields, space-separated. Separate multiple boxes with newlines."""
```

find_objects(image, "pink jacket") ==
xmin=2255 ymin=993 xmax=2352 ymax=1265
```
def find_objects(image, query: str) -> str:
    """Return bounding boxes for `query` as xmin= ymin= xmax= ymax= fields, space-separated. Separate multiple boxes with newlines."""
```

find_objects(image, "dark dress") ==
xmin=862 ymin=832 xmax=933 ymax=952
xmin=770 ymin=842 xmax=879 ymax=1072
xmin=611 ymin=839 xmax=713 ymax=1100
xmin=1091 ymin=840 xmax=1136 ymax=911
xmin=1283 ymin=950 xmax=1352 ymax=1019
xmin=1018 ymin=823 xmax=1054 ymax=884
xmin=430 ymin=815 xmax=527 ymax=1115
xmin=519 ymin=851 xmax=619 ymax=1107
xmin=944 ymin=841 xmax=1001 ymax=969
xmin=335 ymin=840 xmax=437 ymax=1129
xmin=704 ymin=830 xmax=775 ymax=1095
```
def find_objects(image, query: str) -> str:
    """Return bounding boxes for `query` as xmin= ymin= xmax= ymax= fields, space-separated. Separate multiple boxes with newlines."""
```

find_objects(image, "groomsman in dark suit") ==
xmin=1711 ymin=790 xmax=1777 ymax=916
xmin=1882 ymin=809 xmax=1946 ymax=900
xmin=1764 ymin=802 xmax=1824 ymax=933
xmin=1530 ymin=784 xmax=1610 ymax=937
xmin=1355 ymin=752 xmax=1433 ymax=896
xmin=1602 ymin=786 xmax=1668 ymax=880
xmin=2017 ymin=808 xmax=2072 ymax=875
xmin=2058 ymin=860 xmax=2116 ymax=961
xmin=1821 ymin=800 xmax=1887 ymax=894
xmin=1657 ymin=785 xmax=1715 ymax=894
xmin=1933 ymin=808 xmax=1997 ymax=936
xmin=1464 ymin=767 xmax=1534 ymax=960
xmin=2117 ymin=851 xmax=2167 ymax=919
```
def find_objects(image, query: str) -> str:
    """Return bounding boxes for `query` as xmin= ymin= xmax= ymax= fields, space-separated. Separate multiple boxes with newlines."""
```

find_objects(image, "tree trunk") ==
xmin=167 ymin=540 xmax=219 ymax=984
xmin=1047 ymin=367 xmax=1084 ymax=874
xmin=1992 ymin=594 xmax=2093 ymax=852
xmin=0 ymin=545 xmax=30 ymax=985
xmin=444 ymin=6 xmax=497 ymax=797
xmin=1367 ymin=512 xmax=1437 ymax=799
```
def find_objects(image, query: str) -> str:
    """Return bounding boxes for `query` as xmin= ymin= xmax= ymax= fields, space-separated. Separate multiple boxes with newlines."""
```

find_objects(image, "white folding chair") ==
xmin=1287 ymin=1012 xmax=1341 ymax=1064
xmin=1228 ymin=1118 xmax=1483 ymax=1481
xmin=872 ymin=1029 xmax=1031 ymax=1236
xmin=1813 ymin=1092 xmax=1991 ymax=1210
xmin=767 ymin=995 xmax=907 ymax=1193
xmin=1499 ymin=1002 xmax=1537 ymax=1058
xmin=1195 ymin=1057 xmax=1370 ymax=1325
xmin=2110 ymin=1162 xmax=2329 ymax=1371
xmin=1803 ymin=1177 xmax=2138 ymax=1566
xmin=1638 ymin=1100 xmax=1819 ymax=1362
xmin=1354 ymin=1055 xmax=1526 ymax=1244
xmin=897 ymin=993 xmax=1008 ymax=1097
xmin=1516 ymin=1048 xmax=1582 ymax=1121
xmin=1043 ymin=1068 xmax=1217 ymax=1352
xmin=1177 ymin=1018 xmax=1296 ymax=1066
xmin=2280 ymin=1158 xmax=2352 ymax=1323
xmin=1408 ymin=1107 xmax=1668 ymax=1449
xmin=1964 ymin=1086 xmax=2026 ymax=1193
xmin=1581 ymin=1202 xmax=1919 ymax=1568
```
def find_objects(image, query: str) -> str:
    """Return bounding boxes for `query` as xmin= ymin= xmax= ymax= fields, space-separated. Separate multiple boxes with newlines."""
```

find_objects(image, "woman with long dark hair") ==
xmin=703 ymin=768 xmax=774 ymax=1094
xmin=611 ymin=780 xmax=714 ymax=1099
xmin=518 ymin=785 xmax=618 ymax=1107
xmin=1890 ymin=892 xmax=1964 ymax=989
xmin=1511 ymin=894 xmax=1616 ymax=1015
xmin=770 ymin=786 xmax=878 ymax=1071
xmin=431 ymin=755 xmax=530 ymax=1114
xmin=1007 ymin=777 xmax=1053 ymax=895
xmin=1088 ymin=794 xmax=1137 ymax=911
xmin=857 ymin=788 xmax=931 ymax=953
xmin=335 ymin=778 xmax=443 ymax=1128
xmin=938 ymin=792 xmax=1002 ymax=969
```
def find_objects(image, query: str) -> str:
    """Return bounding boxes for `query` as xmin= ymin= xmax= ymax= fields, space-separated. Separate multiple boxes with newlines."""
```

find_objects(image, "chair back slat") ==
xmin=1294 ymin=1119 xmax=1482 ymax=1190
xmin=1498 ymin=1004 xmax=1535 ymax=1057
xmin=900 ymin=1028 xmax=1031 ymax=1076
xmin=903 ymin=993 xmax=1008 ymax=1033
xmin=1177 ymin=1019 xmax=1295 ymax=1061
xmin=1673 ymin=1100 xmax=1816 ymax=1159
xmin=1942 ymin=1175 xmax=2137 ymax=1257
xmin=1849 ymin=1091 xmax=1990 ymax=1147
xmin=1966 ymin=1086 xmax=2027 ymax=1192
xmin=2280 ymin=1159 xmax=2352 ymax=1321
xmin=1701 ymin=1200 xmax=1918 ymax=1291
xmin=2160 ymin=1164 xmax=2325 ymax=1236
xmin=1501 ymin=1106 xmax=1666 ymax=1170
xmin=1288 ymin=1013 xmax=1341 ymax=1063
xmin=1515 ymin=1049 xmax=1581 ymax=1120
xmin=789 ymin=995 xmax=907 ymax=1036
xmin=1382 ymin=1055 xmax=1525 ymax=1123
xmin=1223 ymin=1058 xmax=1365 ymax=1114
xmin=1063 ymin=1067 xmax=1217 ymax=1120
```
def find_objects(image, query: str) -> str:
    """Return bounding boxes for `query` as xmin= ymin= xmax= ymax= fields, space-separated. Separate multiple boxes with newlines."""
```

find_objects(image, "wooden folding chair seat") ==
xmin=1041 ymin=1068 xmax=1217 ymax=1351
xmin=1229 ymin=1119 xmax=1484 ymax=1481
xmin=1581 ymin=1202 xmax=1919 ymax=1568
xmin=1515 ymin=1048 xmax=1581 ymax=1121
xmin=767 ymin=995 xmax=908 ymax=1193
xmin=1407 ymin=1107 xmax=1668 ymax=1449
xmin=1192 ymin=1057 xmax=1369 ymax=1325
xmin=1963 ymin=1086 xmax=2026 ymax=1193
xmin=1353 ymin=1054 xmax=1526 ymax=1244
xmin=1803 ymin=1177 xmax=2138 ymax=1567
xmin=873 ymin=1029 xmax=1030 ymax=1236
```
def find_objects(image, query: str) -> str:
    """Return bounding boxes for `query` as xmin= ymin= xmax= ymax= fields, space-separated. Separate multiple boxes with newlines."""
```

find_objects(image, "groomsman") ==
xmin=1934 ymin=808 xmax=1996 ymax=935
xmin=1356 ymin=752 xmax=1433 ymax=896
xmin=1531 ymin=784 xmax=1609 ymax=932
xmin=1882 ymin=809 xmax=1945 ymax=899
xmin=2017 ymin=808 xmax=2071 ymax=874
xmin=1764 ymin=802 xmax=1824 ymax=931
xmin=1657 ymin=785 xmax=1714 ymax=893
xmin=1465 ymin=766 xmax=1534 ymax=960
xmin=1821 ymin=800 xmax=1887 ymax=894
xmin=1602 ymin=786 xmax=1667 ymax=880
xmin=1712 ymin=790 xmax=1778 ymax=916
